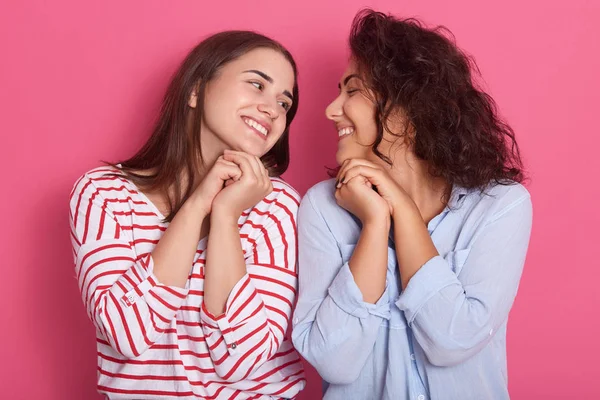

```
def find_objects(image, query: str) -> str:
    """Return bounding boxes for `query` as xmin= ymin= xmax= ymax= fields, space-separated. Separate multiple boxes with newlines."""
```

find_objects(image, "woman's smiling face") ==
xmin=325 ymin=60 xmax=380 ymax=166
xmin=198 ymin=47 xmax=295 ymax=158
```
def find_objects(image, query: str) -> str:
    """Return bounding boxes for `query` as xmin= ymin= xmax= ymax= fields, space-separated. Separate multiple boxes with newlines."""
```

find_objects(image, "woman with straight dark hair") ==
xmin=70 ymin=31 xmax=305 ymax=399
xmin=293 ymin=10 xmax=532 ymax=400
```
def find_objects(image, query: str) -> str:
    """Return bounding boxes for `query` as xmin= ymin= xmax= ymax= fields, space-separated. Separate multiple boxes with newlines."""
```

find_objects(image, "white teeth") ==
xmin=338 ymin=127 xmax=355 ymax=137
xmin=244 ymin=118 xmax=268 ymax=136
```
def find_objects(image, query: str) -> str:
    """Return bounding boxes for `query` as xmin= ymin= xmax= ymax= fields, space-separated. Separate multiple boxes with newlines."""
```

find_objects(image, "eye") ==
xmin=250 ymin=81 xmax=264 ymax=90
xmin=278 ymin=101 xmax=291 ymax=112
xmin=346 ymin=88 xmax=359 ymax=96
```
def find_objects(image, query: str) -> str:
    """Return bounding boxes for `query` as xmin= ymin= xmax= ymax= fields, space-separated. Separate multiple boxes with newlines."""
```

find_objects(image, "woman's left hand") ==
xmin=212 ymin=150 xmax=273 ymax=219
xmin=337 ymin=158 xmax=412 ymax=217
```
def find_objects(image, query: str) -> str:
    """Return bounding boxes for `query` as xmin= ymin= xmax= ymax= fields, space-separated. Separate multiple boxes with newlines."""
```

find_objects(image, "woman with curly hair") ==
xmin=292 ymin=9 xmax=532 ymax=400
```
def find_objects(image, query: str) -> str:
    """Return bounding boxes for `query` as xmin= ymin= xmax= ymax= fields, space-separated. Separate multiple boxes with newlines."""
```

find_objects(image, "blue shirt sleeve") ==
xmin=396 ymin=191 xmax=533 ymax=367
xmin=292 ymin=187 xmax=391 ymax=385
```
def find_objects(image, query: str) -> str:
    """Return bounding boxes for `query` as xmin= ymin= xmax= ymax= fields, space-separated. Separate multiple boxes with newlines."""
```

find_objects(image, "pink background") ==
xmin=1 ymin=0 xmax=599 ymax=398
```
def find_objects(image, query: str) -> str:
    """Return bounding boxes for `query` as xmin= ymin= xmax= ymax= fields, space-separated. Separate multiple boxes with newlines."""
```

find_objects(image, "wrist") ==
xmin=363 ymin=213 xmax=391 ymax=231
xmin=183 ymin=194 xmax=209 ymax=220
xmin=391 ymin=196 xmax=419 ymax=221
xmin=211 ymin=205 xmax=240 ymax=223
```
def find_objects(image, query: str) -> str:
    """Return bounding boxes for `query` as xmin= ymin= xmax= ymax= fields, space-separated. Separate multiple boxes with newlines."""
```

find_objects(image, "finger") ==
xmin=215 ymin=158 xmax=242 ymax=180
xmin=345 ymin=174 xmax=370 ymax=188
xmin=224 ymin=178 xmax=236 ymax=187
xmin=241 ymin=152 xmax=262 ymax=178
xmin=337 ymin=159 xmax=376 ymax=188
xmin=223 ymin=150 xmax=259 ymax=180
xmin=252 ymin=155 xmax=263 ymax=172
xmin=336 ymin=159 xmax=352 ymax=185
xmin=256 ymin=156 xmax=269 ymax=177
xmin=253 ymin=156 xmax=269 ymax=186
xmin=334 ymin=187 xmax=342 ymax=204
xmin=217 ymin=164 xmax=243 ymax=183
xmin=232 ymin=150 xmax=262 ymax=178
xmin=216 ymin=158 xmax=240 ymax=168
xmin=248 ymin=155 xmax=269 ymax=191
xmin=342 ymin=165 xmax=384 ymax=186
xmin=257 ymin=157 xmax=271 ymax=190
xmin=344 ymin=165 xmax=385 ymax=193
xmin=339 ymin=159 xmax=380 ymax=184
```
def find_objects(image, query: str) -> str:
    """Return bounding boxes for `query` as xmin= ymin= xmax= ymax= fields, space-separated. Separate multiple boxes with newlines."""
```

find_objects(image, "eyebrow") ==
xmin=243 ymin=69 xmax=294 ymax=102
xmin=338 ymin=74 xmax=360 ymax=90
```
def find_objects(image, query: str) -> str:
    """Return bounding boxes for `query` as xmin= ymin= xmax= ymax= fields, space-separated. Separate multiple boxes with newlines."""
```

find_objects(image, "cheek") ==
xmin=203 ymin=87 xmax=230 ymax=119
xmin=202 ymin=102 xmax=232 ymax=137
xmin=270 ymin=117 xmax=287 ymax=140
xmin=346 ymin=103 xmax=377 ymax=144
xmin=346 ymin=96 xmax=376 ymax=123
xmin=209 ymin=81 xmax=247 ymax=110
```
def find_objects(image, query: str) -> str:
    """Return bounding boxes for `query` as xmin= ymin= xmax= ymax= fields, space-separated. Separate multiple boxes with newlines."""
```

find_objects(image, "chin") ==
xmin=336 ymin=145 xmax=371 ymax=165
xmin=335 ymin=152 xmax=349 ymax=166
xmin=238 ymin=143 xmax=267 ymax=158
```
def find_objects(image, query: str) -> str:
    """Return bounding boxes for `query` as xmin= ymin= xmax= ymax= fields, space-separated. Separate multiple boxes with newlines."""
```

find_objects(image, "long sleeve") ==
xmin=396 ymin=191 xmax=533 ymax=367
xmin=292 ymin=188 xmax=391 ymax=385
xmin=69 ymin=173 xmax=189 ymax=359
xmin=199 ymin=181 xmax=301 ymax=383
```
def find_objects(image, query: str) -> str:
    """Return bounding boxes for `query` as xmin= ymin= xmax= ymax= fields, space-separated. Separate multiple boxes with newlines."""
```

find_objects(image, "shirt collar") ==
xmin=447 ymin=185 xmax=469 ymax=209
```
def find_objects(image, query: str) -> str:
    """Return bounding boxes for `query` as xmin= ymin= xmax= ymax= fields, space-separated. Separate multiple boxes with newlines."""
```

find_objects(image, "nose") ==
xmin=258 ymin=99 xmax=279 ymax=120
xmin=326 ymin=93 xmax=344 ymax=121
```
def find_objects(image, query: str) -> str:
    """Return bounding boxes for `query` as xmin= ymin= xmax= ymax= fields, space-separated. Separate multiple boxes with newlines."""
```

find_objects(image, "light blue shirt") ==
xmin=292 ymin=179 xmax=532 ymax=400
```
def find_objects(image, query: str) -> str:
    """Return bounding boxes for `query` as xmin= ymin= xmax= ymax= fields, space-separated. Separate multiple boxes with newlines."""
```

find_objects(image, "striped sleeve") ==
xmin=69 ymin=172 xmax=188 ymax=359
xmin=199 ymin=179 xmax=300 ymax=382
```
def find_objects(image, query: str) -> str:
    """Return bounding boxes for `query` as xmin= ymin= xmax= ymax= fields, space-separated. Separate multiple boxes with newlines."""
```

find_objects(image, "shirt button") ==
xmin=230 ymin=342 xmax=237 ymax=349
xmin=410 ymin=353 xmax=416 ymax=360
xmin=418 ymin=395 xmax=425 ymax=400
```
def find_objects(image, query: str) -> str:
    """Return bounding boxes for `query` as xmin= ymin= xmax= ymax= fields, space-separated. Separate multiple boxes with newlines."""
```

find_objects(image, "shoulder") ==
xmin=301 ymin=179 xmax=337 ymax=213
xmin=299 ymin=179 xmax=354 ymax=227
xmin=69 ymin=165 xmax=136 ymax=212
xmin=461 ymin=181 xmax=532 ymax=223
xmin=249 ymin=177 xmax=301 ymax=222
xmin=269 ymin=177 xmax=301 ymax=208
xmin=483 ymin=182 xmax=531 ymax=215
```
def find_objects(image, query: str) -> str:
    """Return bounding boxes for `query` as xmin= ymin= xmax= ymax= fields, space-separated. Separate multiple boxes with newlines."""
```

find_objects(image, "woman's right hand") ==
xmin=335 ymin=173 xmax=390 ymax=226
xmin=191 ymin=156 xmax=242 ymax=216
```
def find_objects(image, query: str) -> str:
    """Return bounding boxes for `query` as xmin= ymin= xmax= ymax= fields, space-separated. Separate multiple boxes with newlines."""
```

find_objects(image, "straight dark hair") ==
xmin=110 ymin=31 xmax=299 ymax=222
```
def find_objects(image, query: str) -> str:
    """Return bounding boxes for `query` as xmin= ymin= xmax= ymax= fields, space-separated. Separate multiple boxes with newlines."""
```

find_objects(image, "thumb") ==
xmin=219 ymin=164 xmax=242 ymax=182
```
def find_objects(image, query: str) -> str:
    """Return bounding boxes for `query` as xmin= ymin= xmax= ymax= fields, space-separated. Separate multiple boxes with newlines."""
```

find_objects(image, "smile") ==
xmin=243 ymin=117 xmax=269 ymax=137
xmin=338 ymin=126 xmax=355 ymax=138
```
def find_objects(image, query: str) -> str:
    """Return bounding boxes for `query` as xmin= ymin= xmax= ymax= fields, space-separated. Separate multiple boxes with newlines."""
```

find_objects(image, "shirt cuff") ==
xmin=327 ymin=262 xmax=391 ymax=320
xmin=200 ymin=274 xmax=258 ymax=356
xmin=395 ymin=255 xmax=457 ymax=324
xmin=120 ymin=255 xmax=189 ymax=315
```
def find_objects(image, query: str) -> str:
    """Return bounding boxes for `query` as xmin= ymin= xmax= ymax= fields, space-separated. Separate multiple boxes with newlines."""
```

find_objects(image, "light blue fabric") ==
xmin=292 ymin=179 xmax=532 ymax=400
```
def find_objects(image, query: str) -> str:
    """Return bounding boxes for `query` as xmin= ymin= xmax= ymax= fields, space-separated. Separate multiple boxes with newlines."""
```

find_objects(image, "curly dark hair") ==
xmin=349 ymin=9 xmax=524 ymax=190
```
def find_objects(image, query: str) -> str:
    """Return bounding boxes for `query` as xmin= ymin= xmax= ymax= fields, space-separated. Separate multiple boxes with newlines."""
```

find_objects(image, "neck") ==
xmin=370 ymin=149 xmax=450 ymax=223
xmin=166 ymin=139 xmax=221 ymax=202
xmin=197 ymin=119 xmax=228 ymax=180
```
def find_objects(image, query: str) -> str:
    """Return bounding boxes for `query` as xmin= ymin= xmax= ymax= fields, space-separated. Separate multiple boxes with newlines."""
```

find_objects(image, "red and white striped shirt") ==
xmin=69 ymin=166 xmax=306 ymax=399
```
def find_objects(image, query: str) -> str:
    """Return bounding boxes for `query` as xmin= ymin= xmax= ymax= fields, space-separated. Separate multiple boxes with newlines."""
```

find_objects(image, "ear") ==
xmin=188 ymin=91 xmax=198 ymax=108
xmin=188 ymin=82 xmax=202 ymax=108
